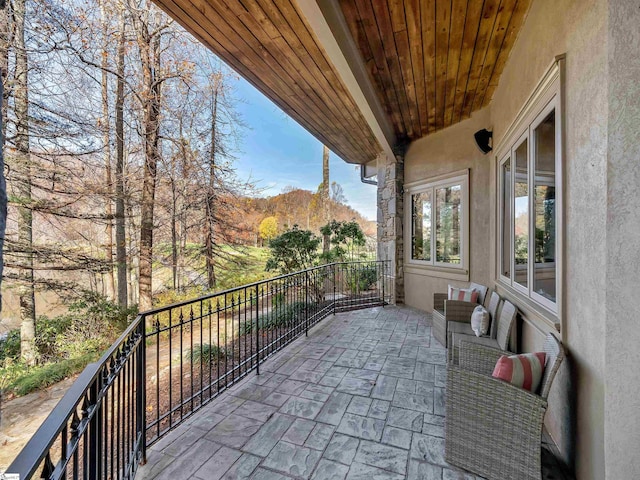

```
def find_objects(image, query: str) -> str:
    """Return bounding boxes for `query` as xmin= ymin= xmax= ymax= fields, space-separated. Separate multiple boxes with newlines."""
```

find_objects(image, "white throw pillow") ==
xmin=471 ymin=306 xmax=490 ymax=337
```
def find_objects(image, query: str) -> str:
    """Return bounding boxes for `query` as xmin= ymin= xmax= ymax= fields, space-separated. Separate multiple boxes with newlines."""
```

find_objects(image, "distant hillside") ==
xmin=235 ymin=188 xmax=376 ymax=245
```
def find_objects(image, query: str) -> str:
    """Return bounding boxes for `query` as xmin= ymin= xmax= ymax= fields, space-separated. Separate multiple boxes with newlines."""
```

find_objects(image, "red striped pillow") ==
xmin=448 ymin=287 xmax=479 ymax=303
xmin=492 ymin=352 xmax=547 ymax=393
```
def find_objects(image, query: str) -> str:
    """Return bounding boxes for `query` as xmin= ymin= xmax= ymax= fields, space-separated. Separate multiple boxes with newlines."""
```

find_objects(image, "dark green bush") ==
xmin=8 ymin=352 xmax=100 ymax=397
xmin=347 ymin=265 xmax=378 ymax=293
xmin=187 ymin=343 xmax=226 ymax=363
xmin=0 ymin=329 xmax=21 ymax=363
xmin=241 ymin=301 xmax=309 ymax=335
xmin=35 ymin=315 xmax=73 ymax=362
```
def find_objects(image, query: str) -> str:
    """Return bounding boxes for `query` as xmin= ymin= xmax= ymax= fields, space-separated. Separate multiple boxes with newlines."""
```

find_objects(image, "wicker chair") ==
xmin=445 ymin=333 xmax=566 ymax=480
xmin=432 ymin=282 xmax=488 ymax=347
xmin=448 ymin=299 xmax=517 ymax=364
xmin=446 ymin=291 xmax=501 ymax=349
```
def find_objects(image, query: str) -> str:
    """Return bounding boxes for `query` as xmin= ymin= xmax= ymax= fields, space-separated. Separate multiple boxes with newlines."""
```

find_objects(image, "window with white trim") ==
xmin=406 ymin=172 xmax=469 ymax=270
xmin=498 ymin=78 xmax=560 ymax=313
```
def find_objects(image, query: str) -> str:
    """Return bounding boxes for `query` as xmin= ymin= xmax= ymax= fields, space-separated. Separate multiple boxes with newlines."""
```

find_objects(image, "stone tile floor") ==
xmin=138 ymin=305 xmax=571 ymax=480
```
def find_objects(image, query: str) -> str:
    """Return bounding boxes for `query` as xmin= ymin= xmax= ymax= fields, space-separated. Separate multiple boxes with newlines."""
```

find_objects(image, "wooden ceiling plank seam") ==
xmin=388 ymin=0 xmax=421 ymax=138
xmin=443 ymin=0 xmax=469 ymax=128
xmin=404 ymin=0 xmax=428 ymax=136
xmin=272 ymin=0 xmax=380 ymax=156
xmin=470 ymin=0 xmax=518 ymax=112
xmin=460 ymin=0 xmax=501 ymax=119
xmin=371 ymin=0 xmax=415 ymax=138
xmin=451 ymin=0 xmax=484 ymax=124
xmin=235 ymin=1 xmax=374 ymax=160
xmin=207 ymin=0 xmax=348 ymax=145
xmin=421 ymin=0 xmax=437 ymax=133
xmin=156 ymin=0 xmax=366 ymax=163
xmin=481 ymin=0 xmax=531 ymax=106
xmin=350 ymin=0 xmax=407 ymax=138
xmin=435 ymin=0 xmax=453 ymax=130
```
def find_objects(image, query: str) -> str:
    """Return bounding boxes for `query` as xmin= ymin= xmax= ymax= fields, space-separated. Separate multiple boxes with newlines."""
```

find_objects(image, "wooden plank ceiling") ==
xmin=151 ymin=0 xmax=383 ymax=165
xmin=339 ymin=0 xmax=531 ymax=142
xmin=152 ymin=0 xmax=531 ymax=164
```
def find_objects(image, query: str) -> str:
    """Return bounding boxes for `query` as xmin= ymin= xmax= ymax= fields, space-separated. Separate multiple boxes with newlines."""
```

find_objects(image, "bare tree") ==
xmin=129 ymin=1 xmax=167 ymax=312
xmin=115 ymin=1 xmax=128 ymax=306
xmin=11 ymin=0 xmax=36 ymax=365
xmin=322 ymin=145 xmax=330 ymax=255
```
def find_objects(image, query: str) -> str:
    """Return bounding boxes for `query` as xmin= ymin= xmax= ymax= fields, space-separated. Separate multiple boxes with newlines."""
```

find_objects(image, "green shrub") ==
xmin=6 ymin=351 xmax=100 ymax=397
xmin=35 ymin=315 xmax=73 ymax=362
xmin=0 ymin=329 xmax=21 ymax=364
xmin=242 ymin=301 xmax=308 ymax=335
xmin=187 ymin=343 xmax=226 ymax=364
xmin=345 ymin=265 xmax=378 ymax=293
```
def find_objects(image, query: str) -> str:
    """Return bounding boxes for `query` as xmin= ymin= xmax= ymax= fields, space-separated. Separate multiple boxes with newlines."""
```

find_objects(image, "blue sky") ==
xmin=231 ymin=76 xmax=377 ymax=221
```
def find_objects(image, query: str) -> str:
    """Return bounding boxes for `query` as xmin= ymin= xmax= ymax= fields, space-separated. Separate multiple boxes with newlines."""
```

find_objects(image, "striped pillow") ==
xmin=448 ymin=286 xmax=479 ymax=303
xmin=492 ymin=352 xmax=547 ymax=393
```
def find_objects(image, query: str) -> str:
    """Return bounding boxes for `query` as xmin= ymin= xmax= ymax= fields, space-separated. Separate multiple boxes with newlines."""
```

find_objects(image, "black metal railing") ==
xmin=8 ymin=260 xmax=391 ymax=480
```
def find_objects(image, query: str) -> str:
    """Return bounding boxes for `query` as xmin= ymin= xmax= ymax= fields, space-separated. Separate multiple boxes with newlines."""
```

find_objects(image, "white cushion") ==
xmin=470 ymin=306 xmax=490 ymax=337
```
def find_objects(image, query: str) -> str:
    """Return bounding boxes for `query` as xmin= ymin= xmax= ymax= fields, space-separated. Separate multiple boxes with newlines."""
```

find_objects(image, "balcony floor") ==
xmin=138 ymin=305 xmax=569 ymax=480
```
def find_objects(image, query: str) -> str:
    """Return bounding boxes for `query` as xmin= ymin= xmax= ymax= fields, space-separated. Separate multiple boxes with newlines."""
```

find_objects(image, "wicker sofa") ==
xmin=432 ymin=282 xmax=488 ymax=347
xmin=448 ymin=299 xmax=517 ymax=364
xmin=445 ymin=333 xmax=566 ymax=480
xmin=446 ymin=291 xmax=501 ymax=349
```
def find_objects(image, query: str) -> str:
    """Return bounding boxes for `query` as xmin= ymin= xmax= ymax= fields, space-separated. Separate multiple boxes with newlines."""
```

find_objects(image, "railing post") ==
xmin=305 ymin=271 xmax=309 ymax=337
xmin=137 ymin=317 xmax=147 ymax=465
xmin=382 ymin=261 xmax=386 ymax=306
xmin=333 ymin=264 xmax=337 ymax=314
xmin=88 ymin=374 xmax=102 ymax=480
xmin=255 ymin=285 xmax=260 ymax=375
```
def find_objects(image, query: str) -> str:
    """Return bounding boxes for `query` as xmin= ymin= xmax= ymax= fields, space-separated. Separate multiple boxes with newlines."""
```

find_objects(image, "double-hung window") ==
xmin=406 ymin=171 xmax=469 ymax=272
xmin=498 ymin=65 xmax=561 ymax=313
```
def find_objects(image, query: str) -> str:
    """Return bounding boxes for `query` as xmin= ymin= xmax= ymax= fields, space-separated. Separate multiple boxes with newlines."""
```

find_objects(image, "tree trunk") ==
xmin=100 ymin=0 xmax=115 ymax=300
xmin=136 ymin=7 xmax=162 ymax=312
xmin=0 ymin=1 xmax=10 ymax=312
xmin=171 ymin=175 xmax=177 ymax=290
xmin=322 ymin=145 xmax=330 ymax=255
xmin=13 ymin=0 xmax=36 ymax=365
xmin=115 ymin=3 xmax=127 ymax=307
xmin=205 ymin=83 xmax=218 ymax=290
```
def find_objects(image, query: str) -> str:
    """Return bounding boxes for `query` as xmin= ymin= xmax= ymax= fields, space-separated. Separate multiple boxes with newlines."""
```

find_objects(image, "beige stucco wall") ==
xmin=402 ymin=0 xmax=614 ymax=477
xmin=403 ymin=108 xmax=492 ymax=312
xmin=605 ymin=1 xmax=640 ymax=478
xmin=490 ymin=0 xmax=608 ymax=478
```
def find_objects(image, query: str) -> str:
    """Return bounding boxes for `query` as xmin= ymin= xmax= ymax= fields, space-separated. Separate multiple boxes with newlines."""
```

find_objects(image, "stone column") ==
xmin=377 ymin=153 xmax=404 ymax=303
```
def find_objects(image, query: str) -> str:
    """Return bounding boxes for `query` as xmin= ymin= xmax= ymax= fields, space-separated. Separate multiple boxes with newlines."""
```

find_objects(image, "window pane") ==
xmin=435 ymin=185 xmax=461 ymax=264
xmin=411 ymin=191 xmax=432 ymax=261
xmin=534 ymin=111 xmax=556 ymax=302
xmin=514 ymin=139 xmax=528 ymax=288
xmin=501 ymin=159 xmax=511 ymax=278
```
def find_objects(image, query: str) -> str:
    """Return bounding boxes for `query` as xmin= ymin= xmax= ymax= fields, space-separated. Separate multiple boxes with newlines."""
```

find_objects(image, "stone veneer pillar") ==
xmin=377 ymin=153 xmax=404 ymax=303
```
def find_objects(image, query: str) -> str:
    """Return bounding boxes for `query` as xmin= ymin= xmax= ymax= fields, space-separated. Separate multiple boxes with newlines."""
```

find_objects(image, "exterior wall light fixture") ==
xmin=474 ymin=129 xmax=493 ymax=154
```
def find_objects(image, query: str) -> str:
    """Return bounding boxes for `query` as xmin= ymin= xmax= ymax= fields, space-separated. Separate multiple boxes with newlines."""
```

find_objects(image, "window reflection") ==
xmin=514 ymin=139 xmax=529 ymax=288
xmin=436 ymin=185 xmax=461 ymax=264
xmin=411 ymin=191 xmax=431 ymax=261
xmin=533 ymin=111 xmax=556 ymax=302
